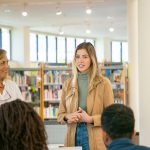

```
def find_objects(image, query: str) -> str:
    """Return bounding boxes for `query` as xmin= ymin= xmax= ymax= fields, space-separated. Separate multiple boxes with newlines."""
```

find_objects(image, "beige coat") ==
xmin=57 ymin=74 xmax=114 ymax=150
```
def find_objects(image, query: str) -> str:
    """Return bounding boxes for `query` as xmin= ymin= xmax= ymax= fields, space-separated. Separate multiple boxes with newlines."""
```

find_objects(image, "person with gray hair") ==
xmin=0 ymin=48 xmax=23 ymax=105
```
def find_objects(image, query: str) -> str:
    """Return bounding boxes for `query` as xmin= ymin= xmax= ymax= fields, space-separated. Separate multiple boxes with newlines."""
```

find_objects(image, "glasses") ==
xmin=0 ymin=90 xmax=11 ymax=102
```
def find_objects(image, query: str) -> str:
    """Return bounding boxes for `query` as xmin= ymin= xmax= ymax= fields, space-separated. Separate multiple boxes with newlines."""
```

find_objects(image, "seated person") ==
xmin=101 ymin=104 xmax=150 ymax=150
xmin=0 ymin=99 xmax=48 ymax=150
xmin=0 ymin=49 xmax=23 ymax=105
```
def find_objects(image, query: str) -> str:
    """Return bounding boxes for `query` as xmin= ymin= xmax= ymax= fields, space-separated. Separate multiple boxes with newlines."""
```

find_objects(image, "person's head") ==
xmin=72 ymin=42 xmax=99 ymax=86
xmin=101 ymin=104 xmax=135 ymax=145
xmin=0 ymin=49 xmax=9 ymax=82
xmin=0 ymin=99 xmax=48 ymax=150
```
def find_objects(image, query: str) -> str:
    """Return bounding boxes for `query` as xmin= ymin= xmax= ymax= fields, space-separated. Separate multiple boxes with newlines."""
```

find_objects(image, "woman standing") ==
xmin=57 ymin=42 xmax=114 ymax=150
xmin=0 ymin=49 xmax=23 ymax=105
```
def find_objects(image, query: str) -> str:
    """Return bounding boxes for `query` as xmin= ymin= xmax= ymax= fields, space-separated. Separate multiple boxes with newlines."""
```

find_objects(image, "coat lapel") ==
xmin=70 ymin=79 xmax=78 ymax=112
xmin=87 ymin=75 xmax=103 ymax=115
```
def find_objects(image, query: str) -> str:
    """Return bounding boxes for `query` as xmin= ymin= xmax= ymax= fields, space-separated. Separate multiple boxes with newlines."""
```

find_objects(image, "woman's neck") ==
xmin=0 ymin=79 xmax=4 ymax=86
xmin=78 ymin=68 xmax=90 ymax=74
xmin=0 ymin=81 xmax=4 ymax=94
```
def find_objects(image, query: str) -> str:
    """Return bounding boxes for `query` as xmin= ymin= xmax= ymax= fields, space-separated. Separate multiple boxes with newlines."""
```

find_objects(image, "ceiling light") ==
xmin=22 ymin=11 xmax=28 ymax=16
xmin=107 ymin=16 xmax=113 ymax=20
xmin=86 ymin=29 xmax=91 ymax=34
xmin=86 ymin=8 xmax=92 ymax=14
xmin=56 ymin=10 xmax=62 ymax=16
xmin=109 ymin=27 xmax=114 ymax=32
xmin=56 ymin=2 xmax=62 ymax=16
xmin=59 ymin=27 xmax=64 ymax=35
xmin=59 ymin=31 xmax=64 ymax=35
xmin=22 ymin=3 xmax=28 ymax=17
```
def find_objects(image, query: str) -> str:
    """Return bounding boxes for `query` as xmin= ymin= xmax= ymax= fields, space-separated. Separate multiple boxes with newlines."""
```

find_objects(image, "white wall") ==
xmin=11 ymin=27 xmax=30 ymax=67
xmin=127 ymin=0 xmax=139 ymax=132
xmin=128 ymin=0 xmax=150 ymax=146
xmin=138 ymin=0 xmax=150 ymax=146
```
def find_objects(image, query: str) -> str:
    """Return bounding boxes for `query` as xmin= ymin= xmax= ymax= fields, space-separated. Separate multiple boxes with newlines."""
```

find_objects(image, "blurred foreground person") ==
xmin=0 ymin=99 xmax=48 ymax=150
xmin=101 ymin=104 xmax=150 ymax=150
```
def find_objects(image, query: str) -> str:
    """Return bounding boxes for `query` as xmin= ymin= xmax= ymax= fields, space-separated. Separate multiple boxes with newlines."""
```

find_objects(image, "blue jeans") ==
xmin=75 ymin=122 xmax=89 ymax=150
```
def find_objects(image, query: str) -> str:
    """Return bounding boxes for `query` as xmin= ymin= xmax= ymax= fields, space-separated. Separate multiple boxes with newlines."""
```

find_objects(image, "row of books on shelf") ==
xmin=44 ymin=86 xmax=62 ymax=101
xmin=21 ymin=86 xmax=40 ymax=102
xmin=44 ymin=70 xmax=71 ymax=84
xmin=114 ymin=98 xmax=124 ymax=104
xmin=11 ymin=72 xmax=39 ymax=86
xmin=20 ymin=88 xmax=62 ymax=102
xmin=102 ymin=69 xmax=125 ymax=83
xmin=33 ymin=105 xmax=59 ymax=119
xmin=44 ymin=105 xmax=59 ymax=119
xmin=11 ymin=70 xmax=71 ymax=86
xmin=112 ymin=82 xmax=124 ymax=90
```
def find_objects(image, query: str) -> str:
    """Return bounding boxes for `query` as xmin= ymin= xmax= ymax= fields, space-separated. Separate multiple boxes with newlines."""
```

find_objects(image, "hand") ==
xmin=78 ymin=107 xmax=93 ymax=123
xmin=65 ymin=111 xmax=82 ymax=124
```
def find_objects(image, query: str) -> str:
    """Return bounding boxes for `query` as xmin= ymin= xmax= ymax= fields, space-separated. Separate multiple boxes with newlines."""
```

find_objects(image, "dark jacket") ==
xmin=107 ymin=138 xmax=150 ymax=150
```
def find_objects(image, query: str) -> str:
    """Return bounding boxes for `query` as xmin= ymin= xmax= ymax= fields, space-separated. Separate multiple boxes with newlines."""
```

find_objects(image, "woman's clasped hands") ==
xmin=64 ymin=107 xmax=93 ymax=124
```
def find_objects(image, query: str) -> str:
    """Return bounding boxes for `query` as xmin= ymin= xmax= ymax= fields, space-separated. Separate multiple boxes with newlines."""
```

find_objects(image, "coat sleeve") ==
xmin=57 ymin=79 xmax=70 ymax=124
xmin=92 ymin=77 xmax=114 ymax=127
xmin=103 ymin=77 xmax=114 ymax=107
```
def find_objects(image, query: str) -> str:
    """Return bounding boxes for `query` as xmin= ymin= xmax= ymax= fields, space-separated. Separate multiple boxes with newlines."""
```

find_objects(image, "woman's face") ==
xmin=75 ymin=48 xmax=91 ymax=72
xmin=0 ymin=54 xmax=9 ymax=81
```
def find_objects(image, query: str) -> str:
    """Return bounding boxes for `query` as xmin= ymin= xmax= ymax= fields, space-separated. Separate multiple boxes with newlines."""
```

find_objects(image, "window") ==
xmin=57 ymin=36 xmax=65 ymax=63
xmin=38 ymin=34 xmax=46 ymax=62
xmin=30 ymin=33 xmax=37 ymax=61
xmin=66 ymin=37 xmax=75 ymax=63
xmin=111 ymin=41 xmax=121 ymax=62
xmin=29 ymin=32 xmax=95 ymax=65
xmin=111 ymin=41 xmax=128 ymax=62
xmin=48 ymin=36 xmax=56 ymax=63
xmin=76 ymin=38 xmax=85 ymax=47
xmin=85 ymin=39 xmax=95 ymax=46
xmin=0 ymin=28 xmax=11 ymax=60
xmin=122 ymin=42 xmax=128 ymax=62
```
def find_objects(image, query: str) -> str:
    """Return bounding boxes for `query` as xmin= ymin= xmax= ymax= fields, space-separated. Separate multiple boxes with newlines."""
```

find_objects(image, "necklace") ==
xmin=0 ymin=82 xmax=4 ymax=89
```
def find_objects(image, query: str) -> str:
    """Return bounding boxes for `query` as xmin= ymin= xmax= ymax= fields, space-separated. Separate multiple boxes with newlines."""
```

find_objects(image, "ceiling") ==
xmin=0 ymin=0 xmax=127 ymax=40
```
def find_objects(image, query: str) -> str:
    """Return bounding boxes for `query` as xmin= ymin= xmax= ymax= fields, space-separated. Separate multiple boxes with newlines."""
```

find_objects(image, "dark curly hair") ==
xmin=101 ymin=104 xmax=135 ymax=140
xmin=0 ymin=99 xmax=48 ymax=150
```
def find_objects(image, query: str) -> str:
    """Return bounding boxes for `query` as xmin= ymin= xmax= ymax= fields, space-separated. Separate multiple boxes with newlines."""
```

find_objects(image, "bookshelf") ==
xmin=9 ymin=67 xmax=41 ymax=116
xmin=43 ymin=66 xmax=71 ymax=120
xmin=100 ymin=63 xmax=128 ymax=105
xmin=9 ymin=63 xmax=128 ymax=121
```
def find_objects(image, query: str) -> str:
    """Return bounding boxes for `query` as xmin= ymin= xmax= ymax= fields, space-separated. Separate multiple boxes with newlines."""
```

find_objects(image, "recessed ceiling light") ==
xmin=22 ymin=11 xmax=28 ymax=16
xmin=56 ymin=10 xmax=62 ymax=16
xmin=59 ymin=31 xmax=64 ymax=35
xmin=86 ymin=8 xmax=92 ymax=14
xmin=109 ymin=27 xmax=114 ymax=32
xmin=107 ymin=16 xmax=113 ymax=20
xmin=86 ymin=29 xmax=91 ymax=34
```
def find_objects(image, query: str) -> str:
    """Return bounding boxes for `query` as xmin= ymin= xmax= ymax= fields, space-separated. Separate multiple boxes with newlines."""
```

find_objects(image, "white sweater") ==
xmin=0 ymin=79 xmax=23 ymax=105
